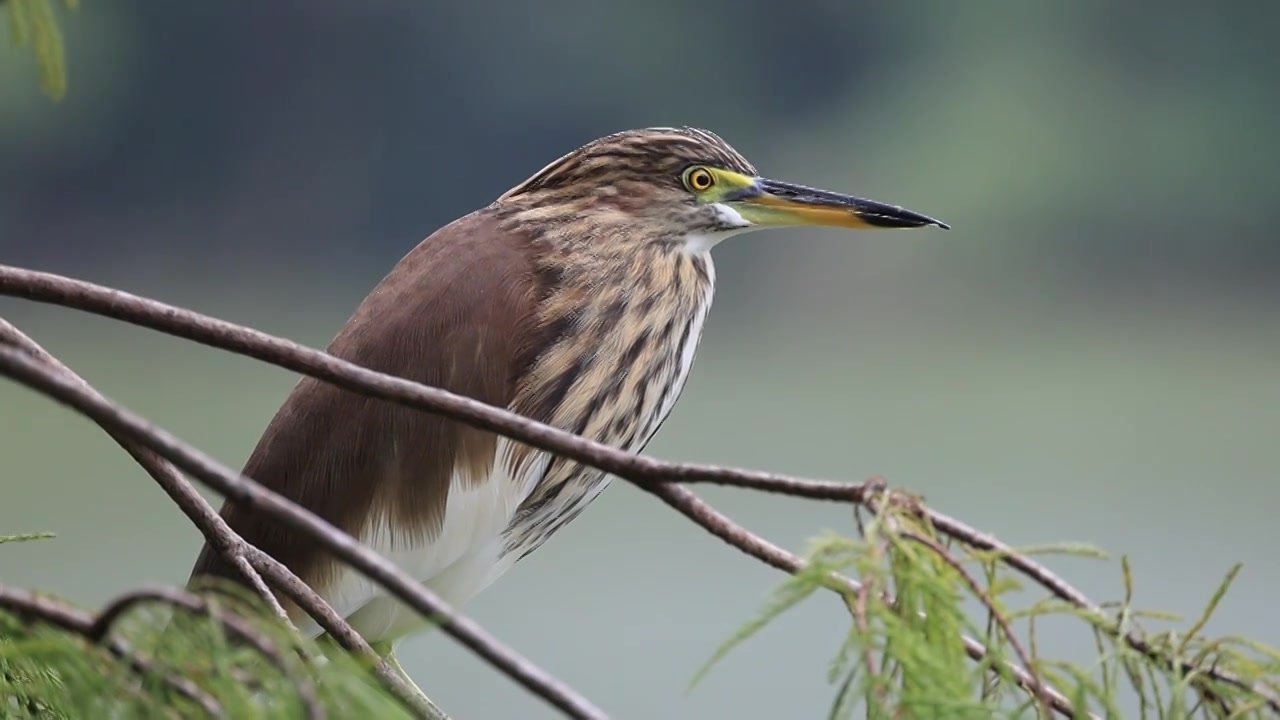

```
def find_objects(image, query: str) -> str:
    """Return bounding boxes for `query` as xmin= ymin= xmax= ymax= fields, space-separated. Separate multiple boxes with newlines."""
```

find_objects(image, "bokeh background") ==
xmin=2 ymin=2 xmax=1278 ymax=718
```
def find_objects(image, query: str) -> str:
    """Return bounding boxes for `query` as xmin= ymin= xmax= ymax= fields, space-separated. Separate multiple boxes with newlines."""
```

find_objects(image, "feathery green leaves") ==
xmin=691 ymin=500 xmax=1280 ymax=719
xmin=0 ymin=576 xmax=415 ymax=719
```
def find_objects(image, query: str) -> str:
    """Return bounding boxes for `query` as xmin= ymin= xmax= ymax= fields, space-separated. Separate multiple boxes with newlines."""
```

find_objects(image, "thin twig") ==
xmin=0 ymin=343 xmax=609 ymax=720
xmin=0 ymin=318 xmax=446 ymax=720
xmin=229 ymin=554 xmax=289 ymax=621
xmin=89 ymin=586 xmax=324 ymax=720
xmin=0 ymin=585 xmax=224 ymax=718
xmin=243 ymin=548 xmax=451 ymax=720
xmin=850 ymin=537 xmax=888 ymax=711
xmin=900 ymin=529 xmax=1050 ymax=718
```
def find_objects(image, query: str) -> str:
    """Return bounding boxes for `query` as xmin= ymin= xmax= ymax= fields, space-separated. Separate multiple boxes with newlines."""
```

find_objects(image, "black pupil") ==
xmin=694 ymin=171 xmax=710 ymax=188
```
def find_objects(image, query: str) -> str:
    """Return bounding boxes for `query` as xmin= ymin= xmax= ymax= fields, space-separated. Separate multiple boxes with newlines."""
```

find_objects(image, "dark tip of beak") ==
xmin=752 ymin=178 xmax=950 ymax=230
xmin=852 ymin=198 xmax=951 ymax=230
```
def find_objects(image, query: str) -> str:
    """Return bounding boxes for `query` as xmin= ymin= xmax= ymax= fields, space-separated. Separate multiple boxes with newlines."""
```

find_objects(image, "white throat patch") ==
xmin=684 ymin=202 xmax=754 ymax=253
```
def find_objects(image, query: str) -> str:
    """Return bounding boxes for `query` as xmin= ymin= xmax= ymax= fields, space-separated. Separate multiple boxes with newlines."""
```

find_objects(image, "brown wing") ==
xmin=188 ymin=209 xmax=550 ymax=602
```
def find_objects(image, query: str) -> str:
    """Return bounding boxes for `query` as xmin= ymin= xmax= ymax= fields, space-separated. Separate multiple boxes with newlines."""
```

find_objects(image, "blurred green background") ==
xmin=2 ymin=3 xmax=1278 ymax=718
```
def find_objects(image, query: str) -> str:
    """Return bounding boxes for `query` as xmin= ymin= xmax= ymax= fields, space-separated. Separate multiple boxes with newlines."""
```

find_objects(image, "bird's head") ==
xmin=497 ymin=126 xmax=948 ymax=252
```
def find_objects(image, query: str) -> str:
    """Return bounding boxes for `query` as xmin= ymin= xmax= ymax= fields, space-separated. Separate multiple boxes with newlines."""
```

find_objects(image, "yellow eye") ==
xmin=684 ymin=167 xmax=716 ymax=192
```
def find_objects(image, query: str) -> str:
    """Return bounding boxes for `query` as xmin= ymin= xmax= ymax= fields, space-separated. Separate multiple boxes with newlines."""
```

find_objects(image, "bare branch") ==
xmin=2 ymin=263 xmax=1273 ymax=715
xmin=0 ymin=318 xmax=447 ymax=720
xmin=0 ymin=264 xmax=866 ymax=499
xmin=0 ymin=318 xmax=278 ymax=611
xmin=0 ymin=342 xmax=608 ymax=720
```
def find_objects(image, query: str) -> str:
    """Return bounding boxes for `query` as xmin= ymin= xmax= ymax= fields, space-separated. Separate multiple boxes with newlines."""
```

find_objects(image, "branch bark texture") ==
xmin=2 ymin=262 xmax=1274 ymax=718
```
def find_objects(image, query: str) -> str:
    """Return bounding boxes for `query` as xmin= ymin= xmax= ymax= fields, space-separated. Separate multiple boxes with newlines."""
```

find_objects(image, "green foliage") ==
xmin=4 ymin=0 xmax=78 ymax=99
xmin=694 ymin=504 xmax=1280 ymax=719
xmin=2 ymin=515 xmax=1279 ymax=719
xmin=0 ymin=576 xmax=414 ymax=719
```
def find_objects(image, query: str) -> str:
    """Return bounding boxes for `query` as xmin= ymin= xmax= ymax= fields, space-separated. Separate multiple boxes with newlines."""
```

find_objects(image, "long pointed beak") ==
xmin=727 ymin=177 xmax=950 ymax=231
